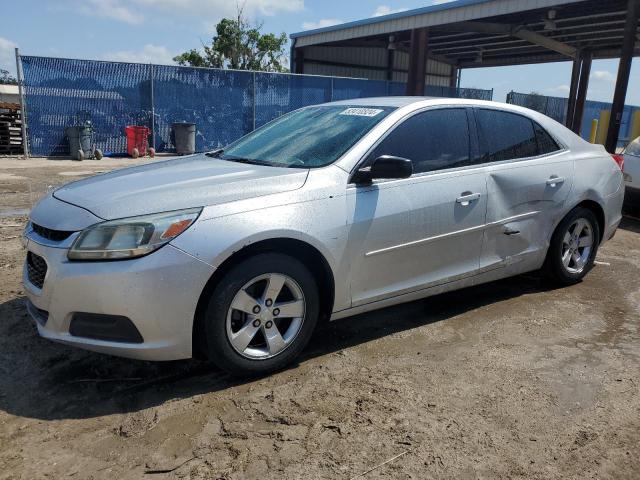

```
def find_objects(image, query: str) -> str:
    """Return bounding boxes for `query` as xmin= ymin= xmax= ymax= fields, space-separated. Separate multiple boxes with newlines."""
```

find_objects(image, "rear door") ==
xmin=346 ymin=107 xmax=488 ymax=306
xmin=474 ymin=108 xmax=574 ymax=271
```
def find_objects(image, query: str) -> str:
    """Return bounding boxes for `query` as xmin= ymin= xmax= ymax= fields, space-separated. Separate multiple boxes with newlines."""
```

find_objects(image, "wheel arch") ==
xmin=568 ymin=198 xmax=606 ymax=242
xmin=575 ymin=199 xmax=605 ymax=242
xmin=551 ymin=197 xmax=606 ymax=245
xmin=192 ymin=237 xmax=336 ymax=358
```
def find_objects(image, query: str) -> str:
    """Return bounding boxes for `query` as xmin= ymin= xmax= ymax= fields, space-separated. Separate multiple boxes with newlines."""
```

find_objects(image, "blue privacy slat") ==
xmin=20 ymin=56 xmax=493 ymax=156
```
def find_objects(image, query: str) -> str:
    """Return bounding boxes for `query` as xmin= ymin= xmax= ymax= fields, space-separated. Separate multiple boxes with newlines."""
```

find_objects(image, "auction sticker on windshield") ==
xmin=339 ymin=108 xmax=384 ymax=117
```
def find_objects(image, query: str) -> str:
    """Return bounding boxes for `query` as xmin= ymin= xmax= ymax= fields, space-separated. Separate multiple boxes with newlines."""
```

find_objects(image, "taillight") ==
xmin=611 ymin=154 xmax=624 ymax=171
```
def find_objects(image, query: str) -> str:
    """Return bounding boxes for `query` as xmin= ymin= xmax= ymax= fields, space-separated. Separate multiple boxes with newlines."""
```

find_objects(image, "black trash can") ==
xmin=66 ymin=125 xmax=92 ymax=160
xmin=172 ymin=122 xmax=196 ymax=155
xmin=65 ymin=121 xmax=102 ymax=160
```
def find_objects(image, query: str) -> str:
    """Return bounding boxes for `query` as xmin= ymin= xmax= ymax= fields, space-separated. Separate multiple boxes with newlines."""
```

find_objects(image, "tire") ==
xmin=76 ymin=149 xmax=84 ymax=161
xmin=543 ymin=206 xmax=600 ymax=285
xmin=132 ymin=147 xmax=139 ymax=159
xmin=148 ymin=147 xmax=156 ymax=158
xmin=203 ymin=253 xmax=320 ymax=376
xmin=94 ymin=148 xmax=103 ymax=160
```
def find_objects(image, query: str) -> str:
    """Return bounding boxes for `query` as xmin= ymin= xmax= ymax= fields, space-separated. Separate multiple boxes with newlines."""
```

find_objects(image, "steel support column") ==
xmin=386 ymin=47 xmax=395 ymax=81
xmin=449 ymin=66 xmax=458 ymax=88
xmin=565 ymin=57 xmax=581 ymax=129
xmin=406 ymin=27 xmax=429 ymax=96
xmin=14 ymin=47 xmax=29 ymax=157
xmin=572 ymin=51 xmax=592 ymax=134
xmin=605 ymin=0 xmax=640 ymax=152
xmin=294 ymin=48 xmax=304 ymax=74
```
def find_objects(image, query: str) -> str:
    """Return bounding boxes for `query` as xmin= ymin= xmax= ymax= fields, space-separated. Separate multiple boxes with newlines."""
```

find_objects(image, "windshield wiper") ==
xmin=205 ymin=148 xmax=224 ymax=157
xmin=221 ymin=156 xmax=277 ymax=167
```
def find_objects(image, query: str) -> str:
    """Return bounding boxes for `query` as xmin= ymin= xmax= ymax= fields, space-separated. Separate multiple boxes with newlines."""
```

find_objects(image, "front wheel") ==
xmin=203 ymin=253 xmax=319 ymax=376
xmin=544 ymin=207 xmax=600 ymax=284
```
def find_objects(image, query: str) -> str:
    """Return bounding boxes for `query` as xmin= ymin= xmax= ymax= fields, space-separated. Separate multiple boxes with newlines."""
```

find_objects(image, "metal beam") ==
xmin=606 ymin=0 xmax=640 ymax=152
xmin=386 ymin=47 xmax=395 ymax=81
xmin=572 ymin=50 xmax=592 ymax=134
xmin=448 ymin=21 xmax=577 ymax=58
xmin=294 ymin=48 xmax=304 ymax=74
xmin=14 ymin=47 xmax=29 ymax=158
xmin=566 ymin=57 xmax=581 ymax=128
xmin=458 ymin=45 xmax=640 ymax=68
xmin=449 ymin=66 xmax=458 ymax=88
xmin=406 ymin=27 xmax=429 ymax=96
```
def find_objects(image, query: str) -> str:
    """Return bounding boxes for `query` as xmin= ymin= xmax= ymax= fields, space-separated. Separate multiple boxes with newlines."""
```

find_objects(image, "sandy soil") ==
xmin=0 ymin=155 xmax=639 ymax=479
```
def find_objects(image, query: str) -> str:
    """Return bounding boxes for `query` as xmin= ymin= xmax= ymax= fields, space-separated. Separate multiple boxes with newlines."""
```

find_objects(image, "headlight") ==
xmin=68 ymin=208 xmax=201 ymax=260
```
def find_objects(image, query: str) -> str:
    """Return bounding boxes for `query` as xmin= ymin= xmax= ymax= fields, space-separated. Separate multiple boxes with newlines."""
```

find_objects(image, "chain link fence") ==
xmin=20 ymin=55 xmax=493 ymax=157
xmin=506 ymin=90 xmax=639 ymax=148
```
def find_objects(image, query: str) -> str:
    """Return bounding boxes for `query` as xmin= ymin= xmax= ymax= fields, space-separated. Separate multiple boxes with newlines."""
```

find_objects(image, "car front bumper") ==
xmin=23 ymin=236 xmax=214 ymax=361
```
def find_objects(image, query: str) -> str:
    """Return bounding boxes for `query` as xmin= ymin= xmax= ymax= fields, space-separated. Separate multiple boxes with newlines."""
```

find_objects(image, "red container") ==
xmin=125 ymin=126 xmax=150 ymax=157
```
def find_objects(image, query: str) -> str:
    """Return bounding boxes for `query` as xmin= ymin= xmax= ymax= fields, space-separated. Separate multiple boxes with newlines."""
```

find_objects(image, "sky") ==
xmin=1 ymin=0 xmax=638 ymax=106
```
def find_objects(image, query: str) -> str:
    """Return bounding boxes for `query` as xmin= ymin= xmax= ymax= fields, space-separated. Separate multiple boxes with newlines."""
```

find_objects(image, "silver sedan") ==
xmin=23 ymin=97 xmax=624 ymax=375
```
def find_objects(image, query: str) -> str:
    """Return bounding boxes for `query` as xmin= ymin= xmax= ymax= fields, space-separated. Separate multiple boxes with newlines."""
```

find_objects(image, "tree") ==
xmin=174 ymin=8 xmax=288 ymax=72
xmin=0 ymin=69 xmax=18 ymax=85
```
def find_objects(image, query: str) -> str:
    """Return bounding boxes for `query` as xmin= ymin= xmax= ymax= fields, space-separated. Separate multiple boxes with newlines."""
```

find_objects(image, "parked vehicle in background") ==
xmin=623 ymin=136 xmax=640 ymax=210
xmin=23 ymin=98 xmax=624 ymax=376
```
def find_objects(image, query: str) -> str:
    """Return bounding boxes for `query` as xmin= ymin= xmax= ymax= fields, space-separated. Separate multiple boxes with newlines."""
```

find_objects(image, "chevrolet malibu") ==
xmin=23 ymin=98 xmax=624 ymax=376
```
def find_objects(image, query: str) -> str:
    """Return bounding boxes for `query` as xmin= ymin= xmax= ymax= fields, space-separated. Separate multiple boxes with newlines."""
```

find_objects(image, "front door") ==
xmin=345 ymin=107 xmax=488 ymax=307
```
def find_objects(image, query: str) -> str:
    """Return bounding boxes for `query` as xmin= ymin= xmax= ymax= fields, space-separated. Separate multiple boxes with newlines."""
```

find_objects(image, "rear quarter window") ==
xmin=476 ymin=109 xmax=539 ymax=162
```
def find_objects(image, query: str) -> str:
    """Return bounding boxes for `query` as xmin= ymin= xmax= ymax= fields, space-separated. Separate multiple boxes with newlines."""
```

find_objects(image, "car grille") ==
xmin=31 ymin=222 xmax=74 ymax=242
xmin=26 ymin=252 xmax=47 ymax=289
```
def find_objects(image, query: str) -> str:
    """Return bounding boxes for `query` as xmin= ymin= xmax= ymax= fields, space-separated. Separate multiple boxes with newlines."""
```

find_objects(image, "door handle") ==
xmin=456 ymin=192 xmax=481 ymax=206
xmin=546 ymin=176 xmax=565 ymax=187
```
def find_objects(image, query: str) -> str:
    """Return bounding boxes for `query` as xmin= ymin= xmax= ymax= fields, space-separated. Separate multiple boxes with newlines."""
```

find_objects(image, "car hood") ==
xmin=53 ymin=155 xmax=309 ymax=220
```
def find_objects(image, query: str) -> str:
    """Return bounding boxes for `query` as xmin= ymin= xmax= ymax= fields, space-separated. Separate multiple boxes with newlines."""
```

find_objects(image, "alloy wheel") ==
xmin=561 ymin=218 xmax=594 ymax=275
xmin=226 ymin=273 xmax=306 ymax=359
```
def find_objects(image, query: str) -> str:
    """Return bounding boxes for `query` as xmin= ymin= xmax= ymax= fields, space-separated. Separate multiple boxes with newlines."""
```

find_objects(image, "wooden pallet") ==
xmin=0 ymin=106 xmax=24 ymax=153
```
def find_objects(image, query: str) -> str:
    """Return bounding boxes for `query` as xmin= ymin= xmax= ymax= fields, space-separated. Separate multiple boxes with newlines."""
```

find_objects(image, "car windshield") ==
xmin=219 ymin=105 xmax=395 ymax=168
xmin=624 ymin=136 xmax=640 ymax=157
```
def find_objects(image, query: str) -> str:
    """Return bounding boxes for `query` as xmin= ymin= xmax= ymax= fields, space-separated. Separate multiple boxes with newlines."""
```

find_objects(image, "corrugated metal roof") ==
xmin=291 ymin=0 xmax=586 ymax=47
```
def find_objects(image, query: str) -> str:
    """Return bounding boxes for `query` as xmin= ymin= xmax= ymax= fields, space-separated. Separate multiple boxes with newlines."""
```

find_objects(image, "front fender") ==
xmin=170 ymin=197 xmax=351 ymax=312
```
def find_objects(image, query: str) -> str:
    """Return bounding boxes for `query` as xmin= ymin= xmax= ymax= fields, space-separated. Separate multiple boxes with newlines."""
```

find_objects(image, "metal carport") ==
xmin=290 ymin=0 xmax=640 ymax=152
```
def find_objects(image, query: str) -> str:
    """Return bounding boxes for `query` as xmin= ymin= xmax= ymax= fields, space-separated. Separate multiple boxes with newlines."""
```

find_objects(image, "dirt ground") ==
xmin=0 ymin=155 xmax=639 ymax=480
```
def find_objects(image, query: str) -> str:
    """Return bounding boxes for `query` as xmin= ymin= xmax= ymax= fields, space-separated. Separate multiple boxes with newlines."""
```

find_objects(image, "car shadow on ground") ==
xmin=0 ymin=270 xmax=564 ymax=422
xmin=619 ymin=214 xmax=640 ymax=233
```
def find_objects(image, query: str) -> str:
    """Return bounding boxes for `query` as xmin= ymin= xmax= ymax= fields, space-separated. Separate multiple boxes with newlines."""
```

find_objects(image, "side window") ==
xmin=369 ymin=108 xmax=471 ymax=174
xmin=476 ymin=109 xmax=538 ymax=162
xmin=534 ymin=122 xmax=561 ymax=155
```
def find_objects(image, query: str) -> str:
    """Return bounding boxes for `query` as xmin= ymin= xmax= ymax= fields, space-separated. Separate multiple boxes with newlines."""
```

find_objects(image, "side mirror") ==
xmin=353 ymin=155 xmax=413 ymax=184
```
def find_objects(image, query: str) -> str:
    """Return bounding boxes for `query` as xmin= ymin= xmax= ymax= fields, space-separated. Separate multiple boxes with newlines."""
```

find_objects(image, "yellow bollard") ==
xmin=595 ymin=110 xmax=611 ymax=145
xmin=589 ymin=119 xmax=598 ymax=143
xmin=630 ymin=110 xmax=640 ymax=142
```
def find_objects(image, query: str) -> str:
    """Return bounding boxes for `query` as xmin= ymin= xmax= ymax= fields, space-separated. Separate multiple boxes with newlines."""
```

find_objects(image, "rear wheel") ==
xmin=203 ymin=253 xmax=319 ymax=376
xmin=544 ymin=207 xmax=600 ymax=284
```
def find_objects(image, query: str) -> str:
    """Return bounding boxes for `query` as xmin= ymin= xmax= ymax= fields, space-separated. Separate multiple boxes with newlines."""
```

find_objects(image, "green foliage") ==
xmin=173 ymin=10 xmax=288 ymax=72
xmin=0 ymin=69 xmax=18 ymax=85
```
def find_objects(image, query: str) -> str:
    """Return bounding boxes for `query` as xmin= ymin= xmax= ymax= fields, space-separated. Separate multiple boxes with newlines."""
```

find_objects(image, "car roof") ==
xmin=318 ymin=96 xmax=531 ymax=111
xmin=322 ymin=96 xmax=438 ymax=107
